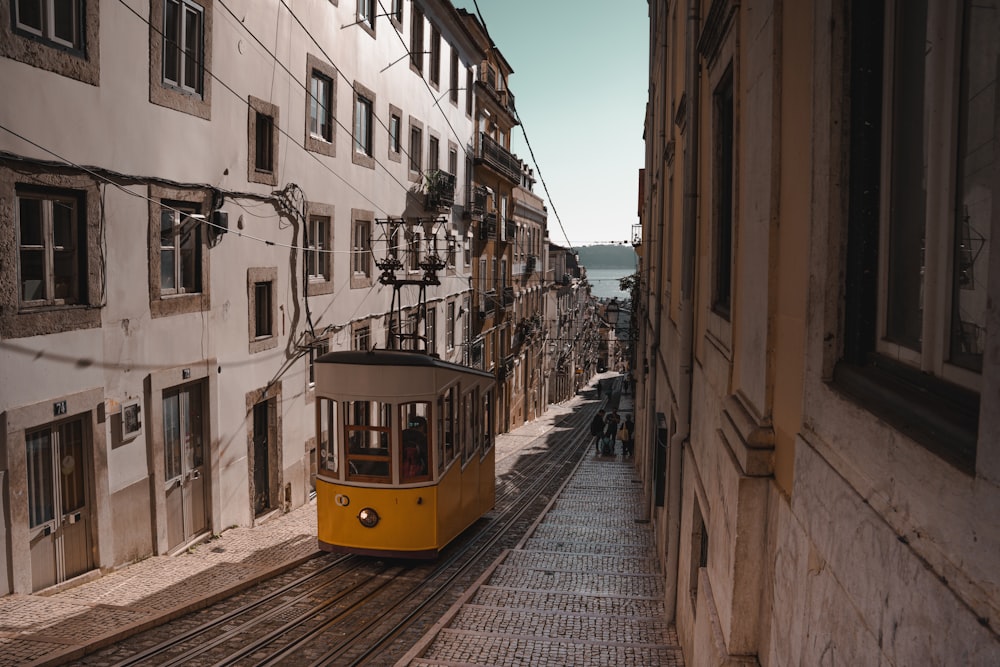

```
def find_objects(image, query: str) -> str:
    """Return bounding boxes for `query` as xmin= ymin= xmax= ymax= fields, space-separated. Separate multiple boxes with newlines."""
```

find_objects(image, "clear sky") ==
xmin=452 ymin=1 xmax=649 ymax=248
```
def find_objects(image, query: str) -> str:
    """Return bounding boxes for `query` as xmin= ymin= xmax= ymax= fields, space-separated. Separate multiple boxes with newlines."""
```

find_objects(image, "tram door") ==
xmin=27 ymin=417 xmax=93 ymax=592
xmin=164 ymin=383 xmax=207 ymax=551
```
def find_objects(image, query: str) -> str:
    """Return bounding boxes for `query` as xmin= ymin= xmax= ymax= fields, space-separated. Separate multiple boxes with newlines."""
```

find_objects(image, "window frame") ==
xmin=356 ymin=0 xmax=375 ymax=36
xmin=148 ymin=0 xmax=211 ymax=118
xmin=158 ymin=201 xmax=203 ymax=297
xmin=16 ymin=188 xmax=84 ymax=309
xmin=247 ymin=267 xmax=278 ymax=353
xmin=352 ymin=82 xmax=376 ymax=169
xmin=429 ymin=24 xmax=441 ymax=87
xmin=350 ymin=209 xmax=374 ymax=288
xmin=305 ymin=55 xmax=337 ymax=157
xmin=2 ymin=0 xmax=98 ymax=85
xmin=148 ymin=184 xmax=211 ymax=319
xmin=410 ymin=4 xmax=424 ymax=75
xmin=408 ymin=116 xmax=424 ymax=181
xmin=388 ymin=104 xmax=403 ymax=161
xmin=248 ymin=95 xmax=279 ymax=185
xmin=834 ymin=0 xmax=986 ymax=472
xmin=162 ymin=0 xmax=204 ymax=96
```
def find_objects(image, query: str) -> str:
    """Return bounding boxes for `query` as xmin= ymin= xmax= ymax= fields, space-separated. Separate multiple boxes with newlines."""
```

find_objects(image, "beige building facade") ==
xmin=637 ymin=0 xmax=999 ymax=664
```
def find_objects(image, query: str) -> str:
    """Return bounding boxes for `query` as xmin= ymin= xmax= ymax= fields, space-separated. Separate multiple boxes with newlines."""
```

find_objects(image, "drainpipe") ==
xmin=665 ymin=0 xmax=700 ymax=621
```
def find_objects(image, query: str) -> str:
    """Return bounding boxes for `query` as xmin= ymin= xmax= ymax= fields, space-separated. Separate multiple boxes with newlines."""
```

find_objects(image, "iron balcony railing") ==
xmin=477 ymin=132 xmax=520 ymax=184
xmin=425 ymin=170 xmax=456 ymax=210
xmin=467 ymin=184 xmax=489 ymax=218
xmin=479 ymin=212 xmax=498 ymax=240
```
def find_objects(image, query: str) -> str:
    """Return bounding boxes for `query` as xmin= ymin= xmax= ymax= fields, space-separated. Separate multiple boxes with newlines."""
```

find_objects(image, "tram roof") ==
xmin=316 ymin=349 xmax=495 ymax=380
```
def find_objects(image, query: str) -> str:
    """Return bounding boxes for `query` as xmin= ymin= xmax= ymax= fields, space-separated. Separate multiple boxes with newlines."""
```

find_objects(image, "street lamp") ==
xmin=605 ymin=298 xmax=620 ymax=327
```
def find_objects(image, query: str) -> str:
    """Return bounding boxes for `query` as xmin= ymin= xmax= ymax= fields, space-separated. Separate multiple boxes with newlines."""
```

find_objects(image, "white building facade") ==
xmin=0 ymin=0 xmax=485 ymax=594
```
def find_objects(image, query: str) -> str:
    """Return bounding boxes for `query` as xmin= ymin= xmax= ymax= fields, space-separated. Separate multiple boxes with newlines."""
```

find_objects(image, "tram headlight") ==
xmin=357 ymin=507 xmax=380 ymax=528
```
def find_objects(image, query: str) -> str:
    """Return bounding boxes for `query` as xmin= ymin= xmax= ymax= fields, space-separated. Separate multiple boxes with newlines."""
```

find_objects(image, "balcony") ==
xmin=477 ymin=132 xmax=520 ymax=184
xmin=478 ymin=212 xmax=498 ymax=240
xmin=467 ymin=185 xmax=489 ymax=219
xmin=502 ymin=219 xmax=516 ymax=243
xmin=525 ymin=254 xmax=537 ymax=275
xmin=502 ymin=286 xmax=515 ymax=308
xmin=425 ymin=170 xmax=456 ymax=210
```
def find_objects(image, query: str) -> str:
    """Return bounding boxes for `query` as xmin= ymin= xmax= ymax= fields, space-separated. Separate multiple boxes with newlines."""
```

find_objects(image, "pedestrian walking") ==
xmin=619 ymin=415 xmax=635 ymax=457
xmin=590 ymin=409 xmax=606 ymax=455
xmin=603 ymin=409 xmax=621 ymax=456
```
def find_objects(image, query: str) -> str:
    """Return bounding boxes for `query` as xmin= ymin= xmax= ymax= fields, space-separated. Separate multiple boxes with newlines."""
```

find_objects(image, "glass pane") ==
xmin=52 ymin=0 xmax=78 ymax=45
xmin=59 ymin=419 xmax=86 ymax=514
xmin=26 ymin=430 xmax=54 ymax=528
xmin=401 ymin=402 xmax=430 ymax=482
xmin=309 ymin=76 xmax=321 ymax=135
xmin=163 ymin=394 xmax=181 ymax=480
xmin=180 ymin=220 xmax=198 ymax=292
xmin=16 ymin=0 xmax=42 ymax=30
xmin=18 ymin=198 xmax=43 ymax=246
xmin=20 ymin=249 xmax=45 ymax=301
xmin=319 ymin=399 xmax=338 ymax=474
xmin=885 ymin=0 xmax=929 ymax=351
xmin=950 ymin=0 xmax=997 ymax=373
xmin=161 ymin=249 xmax=176 ymax=290
xmin=160 ymin=209 xmax=175 ymax=243
xmin=163 ymin=0 xmax=180 ymax=84
xmin=53 ymin=249 xmax=77 ymax=301
xmin=183 ymin=5 xmax=202 ymax=91
xmin=52 ymin=199 xmax=74 ymax=248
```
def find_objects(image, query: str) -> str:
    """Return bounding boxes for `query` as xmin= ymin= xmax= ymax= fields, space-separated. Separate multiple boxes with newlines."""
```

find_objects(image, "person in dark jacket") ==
xmin=590 ymin=409 xmax=606 ymax=454
xmin=603 ymin=409 xmax=621 ymax=456
xmin=621 ymin=415 xmax=635 ymax=457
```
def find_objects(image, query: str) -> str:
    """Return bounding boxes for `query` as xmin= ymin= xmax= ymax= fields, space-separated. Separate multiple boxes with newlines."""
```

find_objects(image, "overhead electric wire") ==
xmin=469 ymin=0 xmax=575 ymax=252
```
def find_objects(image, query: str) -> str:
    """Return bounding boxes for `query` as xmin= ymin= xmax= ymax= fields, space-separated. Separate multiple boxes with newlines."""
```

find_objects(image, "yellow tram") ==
xmin=313 ymin=349 xmax=496 ymax=558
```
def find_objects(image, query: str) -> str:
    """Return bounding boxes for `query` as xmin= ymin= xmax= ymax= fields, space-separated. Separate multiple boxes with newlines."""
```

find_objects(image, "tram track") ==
xmin=75 ymin=389 xmax=607 ymax=667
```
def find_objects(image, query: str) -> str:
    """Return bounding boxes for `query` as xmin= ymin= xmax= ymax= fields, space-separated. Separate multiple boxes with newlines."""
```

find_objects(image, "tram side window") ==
xmin=481 ymin=389 xmax=494 ymax=458
xmin=401 ymin=402 xmax=431 ymax=483
xmin=462 ymin=389 xmax=476 ymax=464
xmin=437 ymin=386 xmax=456 ymax=473
xmin=345 ymin=400 xmax=391 ymax=481
xmin=318 ymin=398 xmax=338 ymax=475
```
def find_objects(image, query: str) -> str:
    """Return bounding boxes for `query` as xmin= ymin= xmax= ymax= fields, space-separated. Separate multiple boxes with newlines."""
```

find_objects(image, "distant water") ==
xmin=586 ymin=267 xmax=632 ymax=301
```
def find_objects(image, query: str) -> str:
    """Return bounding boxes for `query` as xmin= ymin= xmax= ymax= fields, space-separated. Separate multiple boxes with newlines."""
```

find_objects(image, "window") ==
xmin=449 ymin=147 xmax=458 ymax=179
xmin=450 ymin=48 xmax=459 ymax=104
xmin=307 ymin=215 xmax=330 ymax=281
xmin=428 ymin=135 xmax=440 ymax=172
xmin=446 ymin=300 xmax=455 ymax=350
xmin=389 ymin=109 xmax=402 ymax=158
xmin=401 ymin=402 xmax=431 ymax=483
xmin=254 ymin=282 xmax=272 ymax=338
xmin=163 ymin=0 xmax=204 ymax=95
xmin=344 ymin=400 xmax=390 ymax=481
xmin=410 ymin=5 xmax=424 ymax=73
xmin=391 ymin=0 xmax=403 ymax=27
xmin=255 ymin=112 xmax=273 ymax=172
xmin=148 ymin=0 xmax=210 ymax=117
xmin=309 ymin=336 xmax=329 ymax=387
xmin=429 ymin=25 xmax=441 ymax=86
xmin=17 ymin=189 xmax=84 ymax=307
xmin=426 ymin=306 xmax=437 ymax=354
xmin=712 ymin=66 xmax=734 ymax=319
xmin=354 ymin=94 xmax=372 ymax=155
xmin=837 ymin=0 xmax=993 ymax=470
xmin=309 ymin=72 xmax=333 ymax=142
xmin=409 ymin=123 xmax=423 ymax=175
xmin=352 ymin=83 xmax=376 ymax=168
xmin=466 ymin=67 xmax=474 ymax=116
xmin=248 ymin=96 xmax=279 ymax=185
xmin=352 ymin=323 xmax=371 ymax=351
xmin=305 ymin=55 xmax=337 ymax=156
xmin=248 ymin=267 xmax=278 ymax=352
xmin=159 ymin=202 xmax=202 ymax=295
xmin=357 ymin=0 xmax=375 ymax=32
xmin=409 ymin=229 xmax=422 ymax=271
xmin=13 ymin=0 xmax=83 ymax=50
xmin=351 ymin=213 xmax=372 ymax=287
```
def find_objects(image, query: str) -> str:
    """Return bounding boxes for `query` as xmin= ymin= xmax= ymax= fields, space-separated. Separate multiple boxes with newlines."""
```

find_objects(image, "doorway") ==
xmin=252 ymin=400 xmax=272 ymax=515
xmin=163 ymin=381 xmax=208 ymax=551
xmin=26 ymin=417 xmax=94 ymax=591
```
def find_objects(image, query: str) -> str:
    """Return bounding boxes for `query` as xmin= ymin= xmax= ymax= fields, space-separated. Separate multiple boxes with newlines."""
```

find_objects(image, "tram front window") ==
xmin=317 ymin=398 xmax=338 ymax=475
xmin=344 ymin=400 xmax=391 ymax=481
xmin=401 ymin=402 xmax=431 ymax=483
